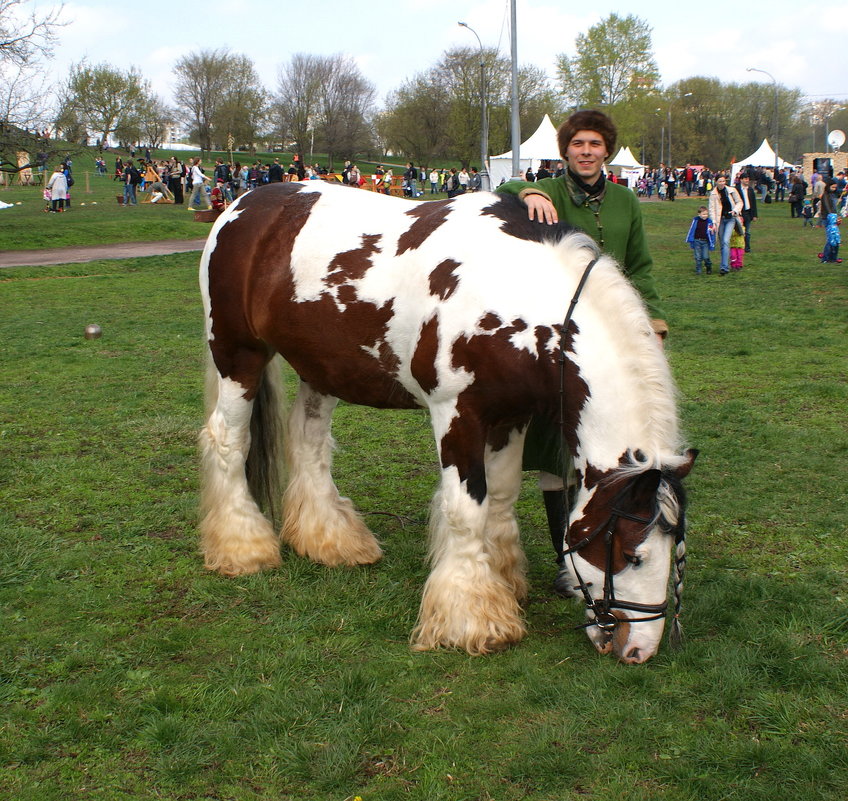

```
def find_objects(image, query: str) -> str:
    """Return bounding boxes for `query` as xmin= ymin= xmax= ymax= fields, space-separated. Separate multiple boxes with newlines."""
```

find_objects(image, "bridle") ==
xmin=558 ymin=481 xmax=685 ymax=635
xmin=555 ymin=247 xmax=686 ymax=643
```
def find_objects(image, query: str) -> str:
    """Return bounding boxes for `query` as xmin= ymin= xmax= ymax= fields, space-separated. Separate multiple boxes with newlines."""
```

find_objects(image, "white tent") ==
xmin=730 ymin=139 xmax=791 ymax=182
xmin=488 ymin=114 xmax=560 ymax=187
xmin=608 ymin=146 xmax=645 ymax=189
xmin=609 ymin=146 xmax=643 ymax=168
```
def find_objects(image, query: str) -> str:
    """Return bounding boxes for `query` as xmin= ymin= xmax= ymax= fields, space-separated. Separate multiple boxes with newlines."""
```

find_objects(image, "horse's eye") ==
xmin=624 ymin=552 xmax=642 ymax=567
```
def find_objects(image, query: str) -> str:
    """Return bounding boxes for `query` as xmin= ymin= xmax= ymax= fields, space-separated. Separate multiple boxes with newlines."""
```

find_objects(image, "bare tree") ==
xmin=317 ymin=55 xmax=376 ymax=167
xmin=173 ymin=49 xmax=265 ymax=151
xmin=0 ymin=0 xmax=64 ymax=66
xmin=380 ymin=48 xmax=558 ymax=165
xmin=272 ymin=53 xmax=375 ymax=168
xmin=272 ymin=53 xmax=323 ymax=155
xmin=0 ymin=0 xmax=66 ymax=176
xmin=137 ymin=95 xmax=175 ymax=150
xmin=173 ymin=49 xmax=231 ymax=151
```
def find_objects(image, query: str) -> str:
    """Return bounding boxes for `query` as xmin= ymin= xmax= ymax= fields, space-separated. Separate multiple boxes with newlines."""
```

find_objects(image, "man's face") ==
xmin=565 ymin=129 xmax=608 ymax=183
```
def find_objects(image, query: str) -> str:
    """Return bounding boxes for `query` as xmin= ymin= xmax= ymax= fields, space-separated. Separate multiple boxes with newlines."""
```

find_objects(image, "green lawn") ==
xmin=0 ymin=196 xmax=846 ymax=800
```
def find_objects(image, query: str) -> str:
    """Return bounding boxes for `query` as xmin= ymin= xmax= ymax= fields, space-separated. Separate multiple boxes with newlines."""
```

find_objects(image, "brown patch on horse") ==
xmin=397 ymin=200 xmax=452 ymax=254
xmin=208 ymin=183 xmax=418 ymax=409
xmin=326 ymin=234 xmax=383 ymax=286
xmin=484 ymin=193 xmax=580 ymax=244
xmin=435 ymin=318 xmax=589 ymax=498
xmin=411 ymin=315 xmax=440 ymax=394
xmin=429 ymin=259 xmax=461 ymax=300
xmin=479 ymin=313 xmax=502 ymax=331
xmin=206 ymin=183 xmax=316 ymax=397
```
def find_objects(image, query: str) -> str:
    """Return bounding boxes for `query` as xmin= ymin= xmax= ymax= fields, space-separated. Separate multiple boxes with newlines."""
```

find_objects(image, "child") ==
xmin=210 ymin=179 xmax=227 ymax=211
xmin=729 ymin=224 xmax=745 ymax=270
xmin=801 ymin=200 xmax=814 ymax=227
xmin=818 ymin=178 xmax=842 ymax=263
xmin=43 ymin=187 xmax=52 ymax=213
xmin=685 ymin=206 xmax=716 ymax=274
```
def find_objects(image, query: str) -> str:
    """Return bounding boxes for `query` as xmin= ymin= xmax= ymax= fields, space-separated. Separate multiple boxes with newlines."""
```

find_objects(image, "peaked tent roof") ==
xmin=490 ymin=113 xmax=560 ymax=161
xmin=730 ymin=139 xmax=792 ymax=181
xmin=609 ymin=146 xmax=644 ymax=168
xmin=488 ymin=114 xmax=561 ymax=186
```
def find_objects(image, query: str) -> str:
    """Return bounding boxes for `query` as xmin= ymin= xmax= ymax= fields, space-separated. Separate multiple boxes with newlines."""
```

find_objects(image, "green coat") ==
xmin=495 ymin=177 xmax=667 ymax=327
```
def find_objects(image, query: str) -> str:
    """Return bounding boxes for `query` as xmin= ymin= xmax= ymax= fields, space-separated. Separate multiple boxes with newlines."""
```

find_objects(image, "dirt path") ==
xmin=0 ymin=238 xmax=209 ymax=269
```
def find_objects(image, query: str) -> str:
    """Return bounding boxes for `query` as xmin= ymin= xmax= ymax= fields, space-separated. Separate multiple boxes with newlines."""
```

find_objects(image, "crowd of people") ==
xmin=683 ymin=165 xmax=847 ymax=272
xmin=44 ymin=134 xmax=847 ymax=266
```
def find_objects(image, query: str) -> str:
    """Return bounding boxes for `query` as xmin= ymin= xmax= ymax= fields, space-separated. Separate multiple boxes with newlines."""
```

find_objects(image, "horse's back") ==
xmin=200 ymin=182 xmax=597 ymax=410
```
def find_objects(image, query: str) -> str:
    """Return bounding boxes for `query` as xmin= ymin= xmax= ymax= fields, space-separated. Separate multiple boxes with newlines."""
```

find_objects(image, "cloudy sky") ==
xmin=38 ymin=0 xmax=848 ymax=109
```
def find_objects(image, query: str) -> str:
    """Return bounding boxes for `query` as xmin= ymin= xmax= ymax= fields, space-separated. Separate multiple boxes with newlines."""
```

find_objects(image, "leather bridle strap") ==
xmin=564 ymin=503 xmax=670 ymax=631
xmin=551 ymin=253 xmax=600 ymax=562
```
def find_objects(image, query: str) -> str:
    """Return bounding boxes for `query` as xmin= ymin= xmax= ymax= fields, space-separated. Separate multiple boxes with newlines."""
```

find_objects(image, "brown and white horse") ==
xmin=199 ymin=181 xmax=696 ymax=662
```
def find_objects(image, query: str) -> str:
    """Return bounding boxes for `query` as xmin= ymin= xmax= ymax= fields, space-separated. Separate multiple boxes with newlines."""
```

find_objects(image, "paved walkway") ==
xmin=0 ymin=238 xmax=209 ymax=268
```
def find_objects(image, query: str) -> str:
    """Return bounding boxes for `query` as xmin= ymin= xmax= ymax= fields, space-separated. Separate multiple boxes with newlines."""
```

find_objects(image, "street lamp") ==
xmin=667 ymin=92 xmax=693 ymax=170
xmin=746 ymin=67 xmax=779 ymax=174
xmin=458 ymin=21 xmax=490 ymax=190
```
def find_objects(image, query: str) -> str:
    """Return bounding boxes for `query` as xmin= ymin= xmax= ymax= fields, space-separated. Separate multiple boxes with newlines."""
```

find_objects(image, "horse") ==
xmin=198 ymin=181 xmax=697 ymax=663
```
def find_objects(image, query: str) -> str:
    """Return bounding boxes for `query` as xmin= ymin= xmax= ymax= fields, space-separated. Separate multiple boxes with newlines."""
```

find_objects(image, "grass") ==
xmin=0 ymin=196 xmax=846 ymax=800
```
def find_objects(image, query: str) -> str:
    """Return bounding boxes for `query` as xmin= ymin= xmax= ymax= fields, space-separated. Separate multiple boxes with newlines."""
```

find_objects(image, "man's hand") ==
xmin=525 ymin=193 xmax=558 ymax=225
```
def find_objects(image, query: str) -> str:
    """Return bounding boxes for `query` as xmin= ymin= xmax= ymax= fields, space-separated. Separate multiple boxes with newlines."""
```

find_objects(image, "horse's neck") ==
xmin=565 ymin=334 xmax=675 ymax=473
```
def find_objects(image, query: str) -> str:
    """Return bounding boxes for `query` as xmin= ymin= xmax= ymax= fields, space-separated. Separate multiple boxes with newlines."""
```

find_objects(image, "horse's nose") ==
xmin=619 ymin=645 xmax=650 ymax=664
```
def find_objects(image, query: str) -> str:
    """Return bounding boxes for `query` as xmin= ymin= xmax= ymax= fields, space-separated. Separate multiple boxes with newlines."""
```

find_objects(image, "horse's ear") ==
xmin=674 ymin=448 xmax=698 ymax=480
xmin=626 ymin=469 xmax=662 ymax=507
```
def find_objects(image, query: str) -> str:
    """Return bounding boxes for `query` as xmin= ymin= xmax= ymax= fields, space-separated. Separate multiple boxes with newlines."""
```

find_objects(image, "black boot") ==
xmin=543 ymin=490 xmax=566 ymax=564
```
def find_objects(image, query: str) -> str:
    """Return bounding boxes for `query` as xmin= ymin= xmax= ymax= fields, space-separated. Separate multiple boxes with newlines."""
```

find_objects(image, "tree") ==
xmin=556 ymin=14 xmax=659 ymax=109
xmin=136 ymin=95 xmax=175 ymax=150
xmin=379 ymin=48 xmax=558 ymax=166
xmin=272 ymin=53 xmax=324 ymax=156
xmin=0 ymin=0 xmax=65 ymax=177
xmin=317 ymin=56 xmax=376 ymax=168
xmin=173 ymin=49 xmax=266 ymax=152
xmin=209 ymin=55 xmax=265 ymax=151
xmin=60 ymin=62 xmax=149 ymax=149
xmin=0 ymin=0 xmax=63 ymax=66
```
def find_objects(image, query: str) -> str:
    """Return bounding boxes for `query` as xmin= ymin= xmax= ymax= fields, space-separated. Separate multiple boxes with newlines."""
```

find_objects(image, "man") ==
xmin=738 ymin=173 xmax=758 ymax=252
xmin=122 ymin=159 xmax=140 ymax=206
xmin=495 ymin=109 xmax=666 ymax=561
xmin=267 ymin=158 xmax=284 ymax=183
xmin=684 ymin=163 xmax=695 ymax=196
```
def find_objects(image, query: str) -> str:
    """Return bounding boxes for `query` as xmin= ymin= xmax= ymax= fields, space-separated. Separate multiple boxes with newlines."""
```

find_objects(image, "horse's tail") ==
xmin=246 ymin=355 xmax=287 ymax=528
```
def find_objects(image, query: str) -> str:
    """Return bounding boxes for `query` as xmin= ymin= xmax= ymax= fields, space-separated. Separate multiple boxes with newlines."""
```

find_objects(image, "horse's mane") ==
xmin=547 ymin=232 xmax=685 ymax=472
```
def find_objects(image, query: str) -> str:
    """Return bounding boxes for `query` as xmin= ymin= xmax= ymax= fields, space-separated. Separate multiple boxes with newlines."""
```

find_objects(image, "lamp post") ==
xmin=667 ymin=92 xmax=693 ymax=171
xmin=458 ymin=21 xmax=490 ymax=190
xmin=746 ymin=67 xmax=779 ymax=174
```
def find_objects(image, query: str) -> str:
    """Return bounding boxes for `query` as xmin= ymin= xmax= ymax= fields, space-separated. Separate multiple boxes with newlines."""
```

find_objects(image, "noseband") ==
xmin=558 ymin=486 xmax=683 ymax=634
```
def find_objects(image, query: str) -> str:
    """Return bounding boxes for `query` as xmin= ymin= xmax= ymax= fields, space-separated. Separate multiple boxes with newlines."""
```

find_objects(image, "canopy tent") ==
xmin=488 ymin=114 xmax=560 ymax=187
xmin=608 ymin=146 xmax=645 ymax=188
xmin=609 ymin=146 xmax=644 ymax=168
xmin=730 ymin=139 xmax=792 ymax=182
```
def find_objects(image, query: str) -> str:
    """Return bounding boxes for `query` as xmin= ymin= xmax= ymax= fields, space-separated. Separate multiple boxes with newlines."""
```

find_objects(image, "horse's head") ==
xmin=556 ymin=449 xmax=697 ymax=663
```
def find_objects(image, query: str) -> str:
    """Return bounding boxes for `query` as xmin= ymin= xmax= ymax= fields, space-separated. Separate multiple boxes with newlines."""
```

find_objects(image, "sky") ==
xmin=34 ymin=0 xmax=848 ymax=114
